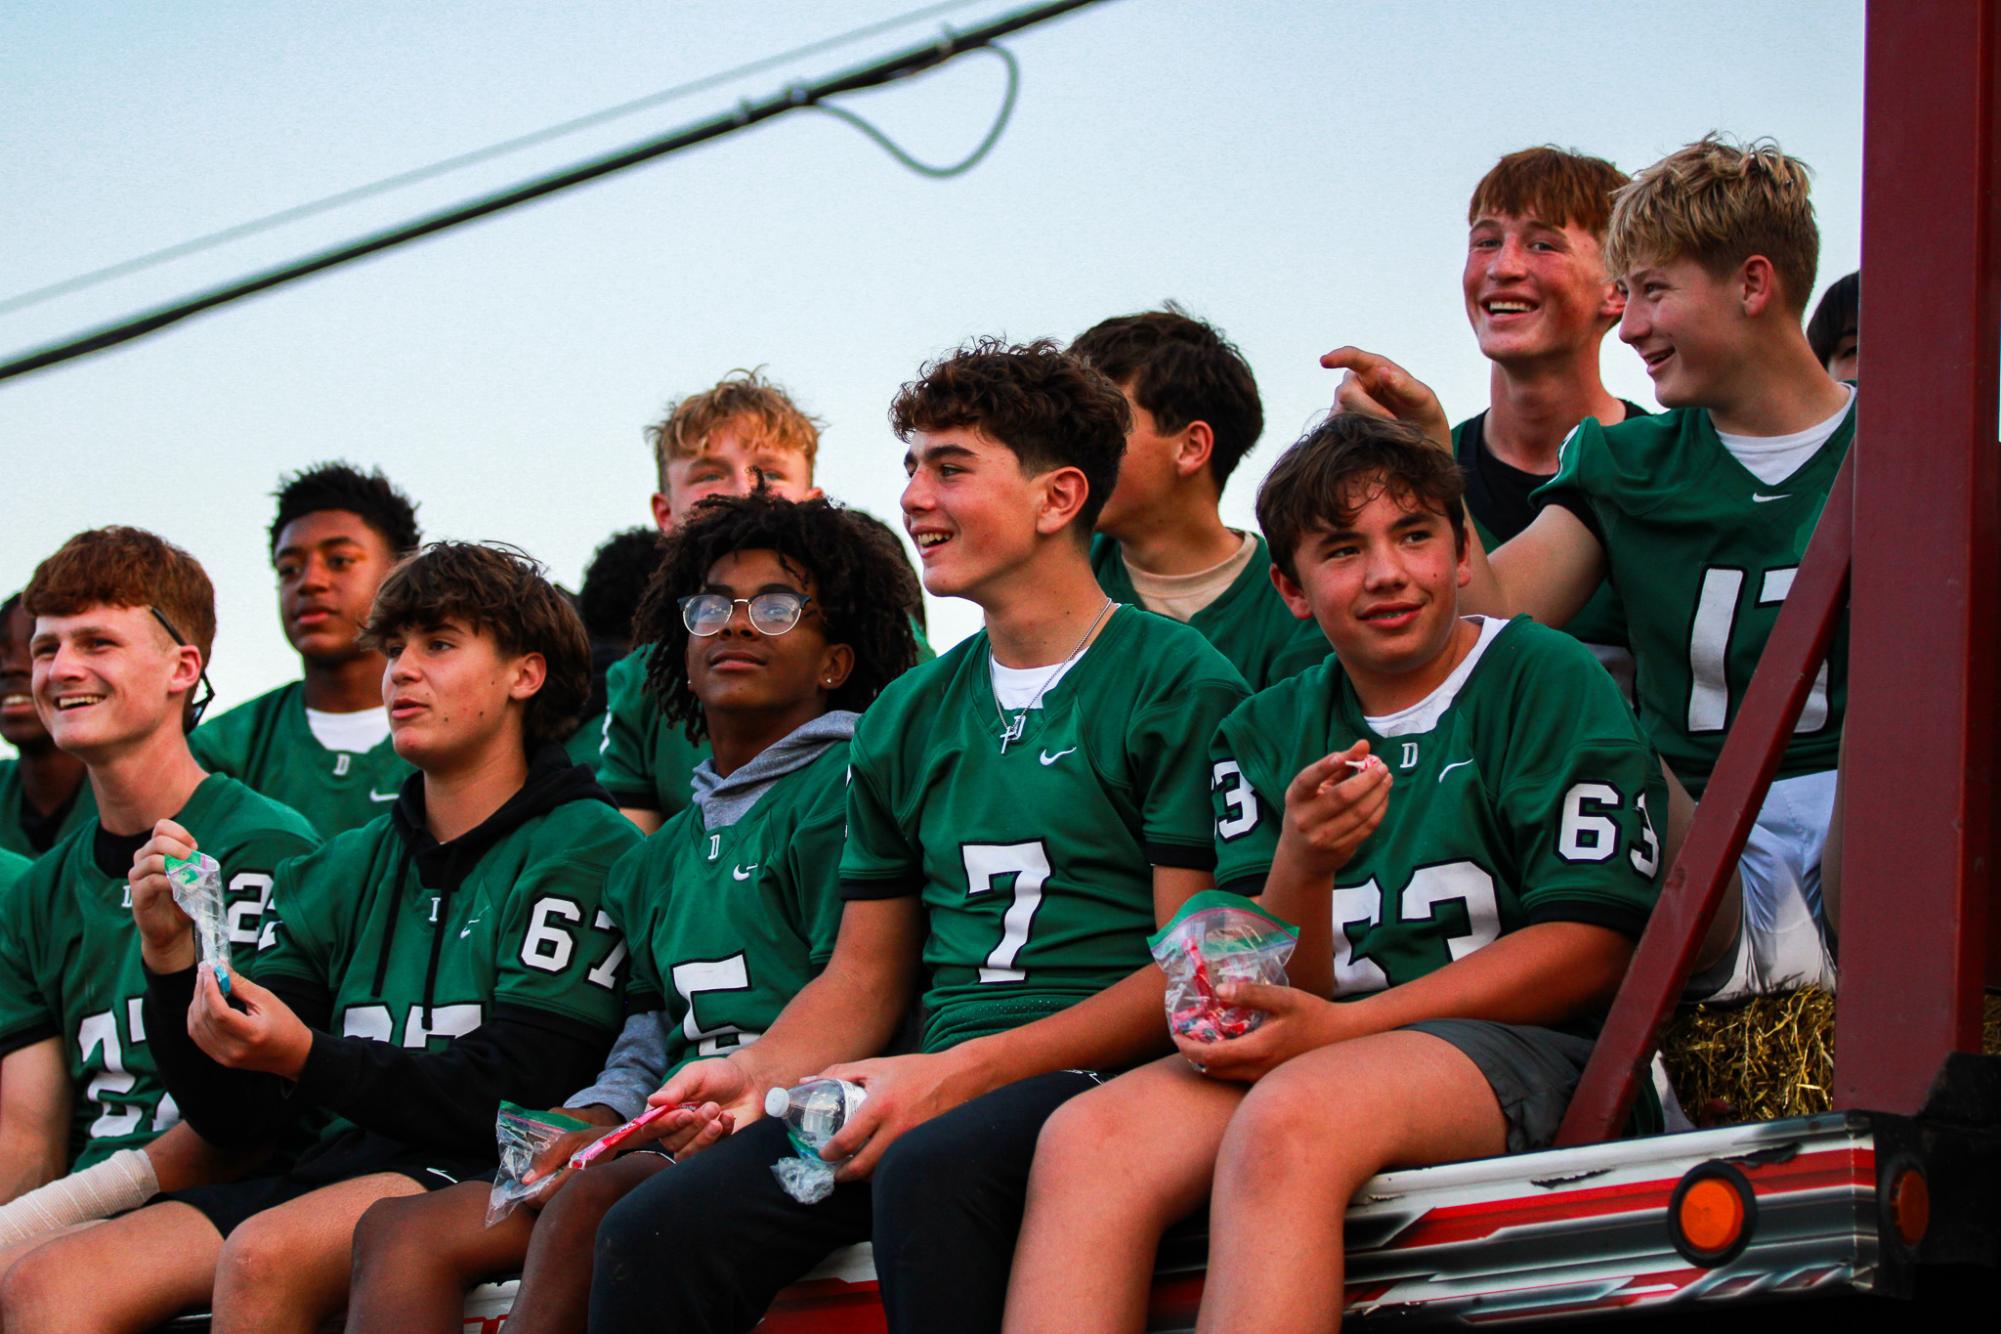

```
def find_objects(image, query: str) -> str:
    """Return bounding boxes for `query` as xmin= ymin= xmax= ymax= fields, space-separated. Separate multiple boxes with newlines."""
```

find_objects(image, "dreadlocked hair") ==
xmin=631 ymin=494 xmax=922 ymax=743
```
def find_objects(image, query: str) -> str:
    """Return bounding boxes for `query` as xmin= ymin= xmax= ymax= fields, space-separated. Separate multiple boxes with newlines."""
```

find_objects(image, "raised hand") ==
xmin=1320 ymin=346 xmax=1453 ymax=447
xmin=127 ymin=818 xmax=199 ymax=972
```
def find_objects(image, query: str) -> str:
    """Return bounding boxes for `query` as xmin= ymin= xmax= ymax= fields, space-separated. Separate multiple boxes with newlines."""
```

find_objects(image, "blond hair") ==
xmin=1607 ymin=135 xmax=1819 ymax=315
xmin=644 ymin=369 xmax=821 ymax=487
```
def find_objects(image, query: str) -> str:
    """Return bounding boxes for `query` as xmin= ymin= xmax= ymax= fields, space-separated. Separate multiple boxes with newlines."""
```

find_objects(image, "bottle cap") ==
xmin=764 ymin=1086 xmax=789 ymax=1117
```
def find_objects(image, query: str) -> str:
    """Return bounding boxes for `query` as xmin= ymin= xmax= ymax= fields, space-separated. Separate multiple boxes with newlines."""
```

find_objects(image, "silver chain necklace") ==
xmin=990 ymin=599 xmax=1116 ymax=752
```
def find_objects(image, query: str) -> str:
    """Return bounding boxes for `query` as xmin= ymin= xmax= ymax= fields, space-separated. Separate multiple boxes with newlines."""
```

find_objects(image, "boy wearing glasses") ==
xmin=342 ymin=495 xmax=922 ymax=1332
xmin=191 ymin=464 xmax=422 ymax=836
xmin=586 ymin=341 xmax=1248 ymax=1334
xmin=0 ymin=528 xmax=319 ymax=1251
xmin=1 ymin=541 xmax=638 ymax=1331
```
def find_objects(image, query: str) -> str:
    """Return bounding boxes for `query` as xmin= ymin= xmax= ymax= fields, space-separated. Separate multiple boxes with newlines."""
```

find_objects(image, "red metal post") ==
xmin=1835 ymin=0 xmax=2001 ymax=1112
xmin=1555 ymin=462 xmax=1854 ymax=1147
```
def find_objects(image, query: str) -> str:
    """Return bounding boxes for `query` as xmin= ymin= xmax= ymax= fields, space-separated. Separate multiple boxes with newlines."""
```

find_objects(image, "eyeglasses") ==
xmin=677 ymin=591 xmax=813 ymax=638
xmin=149 ymin=606 xmax=216 ymax=727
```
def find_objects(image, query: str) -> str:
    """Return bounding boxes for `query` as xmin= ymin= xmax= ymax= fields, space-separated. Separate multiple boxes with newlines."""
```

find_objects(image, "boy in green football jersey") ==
xmin=583 ymin=339 xmax=1249 ymax=1334
xmin=0 ymin=529 xmax=319 ymax=1255
xmin=190 ymin=463 xmax=420 ymax=837
xmin=1071 ymin=307 xmax=1325 ymax=689
xmin=563 ymin=526 xmax=660 ymax=768
xmin=342 ymin=494 xmax=921 ymax=1333
xmin=1323 ymin=137 xmax=1848 ymax=1001
xmin=0 ymin=592 xmax=93 ymax=858
xmin=0 ymin=543 xmax=637 ymax=1332
xmin=1006 ymin=412 xmax=1665 ymax=1333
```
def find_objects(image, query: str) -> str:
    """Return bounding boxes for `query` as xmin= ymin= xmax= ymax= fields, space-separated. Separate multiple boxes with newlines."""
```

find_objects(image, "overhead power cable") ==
xmin=0 ymin=0 xmax=992 ymax=318
xmin=0 ymin=0 xmax=1108 ymax=384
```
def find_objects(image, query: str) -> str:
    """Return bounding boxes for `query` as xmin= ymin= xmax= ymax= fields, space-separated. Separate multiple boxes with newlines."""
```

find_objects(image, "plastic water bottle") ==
xmin=764 ymin=1077 xmax=868 ymax=1158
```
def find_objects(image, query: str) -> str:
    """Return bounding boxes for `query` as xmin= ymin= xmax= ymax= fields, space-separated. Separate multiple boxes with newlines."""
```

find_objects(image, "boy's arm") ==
xmin=819 ymin=862 xmax=1212 ymax=1181
xmin=0 ymin=1039 xmax=72 ymax=1203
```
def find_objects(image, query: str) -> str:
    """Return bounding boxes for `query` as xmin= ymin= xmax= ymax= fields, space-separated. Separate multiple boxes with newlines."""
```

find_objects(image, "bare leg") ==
xmin=1197 ymin=1031 xmax=1507 ymax=1334
xmin=0 ymin=1219 xmax=102 ymax=1287
xmin=210 ymin=1173 xmax=423 ymax=1334
xmin=0 ymin=1200 xmax=222 ymax=1333
xmin=347 ymin=1180 xmax=531 ymax=1334
xmin=1661 ymin=760 xmax=1746 ymax=973
xmin=506 ymin=1152 xmax=671 ymax=1334
xmin=1002 ymin=1056 xmax=1246 ymax=1334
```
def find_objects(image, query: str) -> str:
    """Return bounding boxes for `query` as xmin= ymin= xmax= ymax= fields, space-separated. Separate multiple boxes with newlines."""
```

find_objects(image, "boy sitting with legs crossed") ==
xmin=1004 ymin=413 xmax=1665 ymax=1333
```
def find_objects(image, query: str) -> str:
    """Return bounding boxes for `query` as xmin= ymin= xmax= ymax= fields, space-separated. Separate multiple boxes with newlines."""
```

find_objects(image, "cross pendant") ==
xmin=999 ymin=713 xmax=1026 ymax=752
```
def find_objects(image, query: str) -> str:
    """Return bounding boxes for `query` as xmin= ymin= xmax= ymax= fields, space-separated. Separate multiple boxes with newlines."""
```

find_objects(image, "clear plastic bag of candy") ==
xmin=164 ymin=852 xmax=232 ymax=996
xmin=1146 ymin=890 xmax=1298 ymax=1043
xmin=486 ymin=1102 xmax=591 ymax=1226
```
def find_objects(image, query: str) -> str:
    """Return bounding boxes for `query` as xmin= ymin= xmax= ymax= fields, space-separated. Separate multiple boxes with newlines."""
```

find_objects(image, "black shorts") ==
xmin=1402 ymin=1019 xmax=1660 ymax=1153
xmin=157 ymin=1130 xmax=490 ymax=1238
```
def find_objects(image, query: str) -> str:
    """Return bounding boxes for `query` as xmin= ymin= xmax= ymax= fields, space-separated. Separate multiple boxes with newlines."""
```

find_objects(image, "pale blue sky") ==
xmin=0 ymin=0 xmax=1865 ymax=731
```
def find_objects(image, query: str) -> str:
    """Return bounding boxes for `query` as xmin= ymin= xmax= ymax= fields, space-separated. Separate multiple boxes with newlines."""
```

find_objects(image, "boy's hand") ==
xmin=186 ymin=965 xmax=312 ymax=1079
xmin=1274 ymin=741 xmax=1392 ymax=879
xmin=640 ymin=1058 xmax=759 ymax=1159
xmin=127 ymin=819 xmax=199 ymax=973
xmin=819 ymin=1048 xmax=985 ymax=1183
xmin=1175 ymin=982 xmax=1352 ymax=1083
xmin=1320 ymin=347 xmax=1453 ymax=448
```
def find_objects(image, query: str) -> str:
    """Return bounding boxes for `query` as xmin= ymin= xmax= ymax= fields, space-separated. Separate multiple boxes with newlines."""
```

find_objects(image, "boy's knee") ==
xmin=214 ymin=1218 xmax=297 ymax=1303
xmin=349 ymin=1195 xmax=416 ymax=1274
xmin=1 ymin=1246 xmax=67 ymax=1325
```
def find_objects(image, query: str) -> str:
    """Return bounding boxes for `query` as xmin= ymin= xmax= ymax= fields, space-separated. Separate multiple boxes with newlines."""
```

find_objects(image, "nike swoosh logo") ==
xmin=369 ymin=788 xmax=399 ymax=802
xmin=459 ymin=918 xmax=482 ymax=938
xmin=1039 ymin=747 xmax=1077 ymax=766
xmin=732 ymin=864 xmax=759 ymax=880
xmin=1751 ymin=493 xmax=1790 ymax=503
xmin=1438 ymin=759 xmax=1474 ymax=781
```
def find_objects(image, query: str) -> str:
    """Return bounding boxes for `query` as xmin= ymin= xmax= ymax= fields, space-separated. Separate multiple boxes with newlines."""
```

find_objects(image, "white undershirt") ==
xmin=1362 ymin=616 xmax=1506 ymax=735
xmin=1715 ymin=384 xmax=1855 ymax=486
xmin=305 ymin=706 xmax=391 ymax=753
xmin=990 ymin=655 xmax=1084 ymax=711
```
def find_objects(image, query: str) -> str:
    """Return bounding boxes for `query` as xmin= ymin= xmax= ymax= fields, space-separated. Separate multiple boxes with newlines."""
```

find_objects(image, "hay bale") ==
xmin=1662 ymin=990 xmax=2001 ymax=1127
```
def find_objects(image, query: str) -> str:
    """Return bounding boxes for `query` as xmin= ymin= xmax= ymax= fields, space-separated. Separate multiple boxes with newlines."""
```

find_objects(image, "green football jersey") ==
xmin=1534 ymin=405 xmax=1852 ymax=795
xmin=600 ymin=619 xmax=935 ymax=818
xmin=564 ymin=710 xmax=609 ymax=770
xmin=0 ymin=759 xmax=97 ymax=859
xmin=1212 ymin=617 xmax=1664 ymax=1023
xmin=254 ymin=784 xmax=638 ymax=1146
xmin=605 ymin=743 xmax=848 ymax=1077
xmin=1090 ymin=533 xmax=1326 ymax=690
xmin=189 ymin=683 xmax=414 ymax=836
xmin=842 ymin=607 xmax=1249 ymax=1053
xmin=0 ymin=776 xmax=320 ymax=1169
xmin=0 ymin=848 xmax=29 ymax=895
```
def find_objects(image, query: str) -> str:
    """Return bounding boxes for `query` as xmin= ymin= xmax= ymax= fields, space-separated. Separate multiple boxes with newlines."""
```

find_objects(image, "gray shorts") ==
xmin=1403 ymin=1019 xmax=1656 ymax=1153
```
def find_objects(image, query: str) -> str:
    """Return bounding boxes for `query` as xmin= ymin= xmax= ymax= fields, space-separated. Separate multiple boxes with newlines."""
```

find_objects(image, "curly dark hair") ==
xmin=269 ymin=462 xmax=422 ymax=557
xmin=578 ymin=527 xmax=663 ymax=645
xmin=889 ymin=337 xmax=1129 ymax=535
xmin=362 ymin=541 xmax=589 ymax=755
xmin=1807 ymin=270 xmax=1858 ymax=370
xmin=631 ymin=495 xmax=922 ymax=743
xmin=1070 ymin=305 xmax=1264 ymax=491
xmin=1257 ymin=415 xmax=1468 ymax=582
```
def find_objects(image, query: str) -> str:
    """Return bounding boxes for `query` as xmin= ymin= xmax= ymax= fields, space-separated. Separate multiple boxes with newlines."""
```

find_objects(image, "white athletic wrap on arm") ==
xmin=0 ymin=1148 xmax=159 ymax=1245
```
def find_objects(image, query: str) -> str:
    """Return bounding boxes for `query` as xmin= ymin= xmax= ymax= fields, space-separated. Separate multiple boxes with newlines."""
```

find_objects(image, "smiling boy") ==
xmin=0 ymin=593 xmax=93 ymax=858
xmin=0 ymin=529 xmax=319 ymax=1243
xmin=190 ymin=464 xmax=421 ymax=835
xmin=1004 ymin=413 xmax=1665 ymax=1333
xmin=584 ymin=340 xmax=1248 ymax=1334
xmin=1326 ymin=137 xmax=1849 ymax=1000
xmin=0 ymin=542 xmax=637 ymax=1331
xmin=342 ymin=496 xmax=921 ymax=1333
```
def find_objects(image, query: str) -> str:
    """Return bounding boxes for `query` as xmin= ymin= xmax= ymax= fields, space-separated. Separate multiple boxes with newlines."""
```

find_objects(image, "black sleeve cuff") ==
xmin=841 ymin=876 xmax=920 ymax=902
xmin=1524 ymin=898 xmax=1651 ymax=940
xmin=1145 ymin=840 xmax=1217 ymax=871
xmin=604 ymin=786 xmax=660 ymax=812
xmin=0 ymin=1023 xmax=59 ymax=1060
xmin=1216 ymin=874 xmax=1267 ymax=899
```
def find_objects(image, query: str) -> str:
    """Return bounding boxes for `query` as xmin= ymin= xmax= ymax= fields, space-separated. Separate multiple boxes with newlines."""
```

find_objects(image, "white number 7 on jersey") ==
xmin=962 ymin=841 xmax=1051 ymax=984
